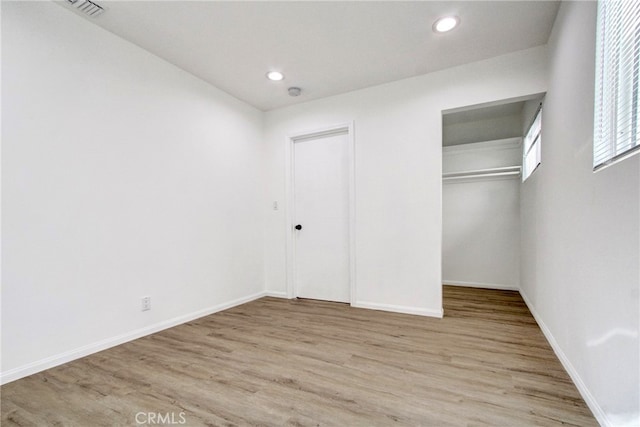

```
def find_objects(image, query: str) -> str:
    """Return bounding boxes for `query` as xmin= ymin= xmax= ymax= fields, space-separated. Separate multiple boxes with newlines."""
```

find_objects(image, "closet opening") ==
xmin=441 ymin=94 xmax=545 ymax=302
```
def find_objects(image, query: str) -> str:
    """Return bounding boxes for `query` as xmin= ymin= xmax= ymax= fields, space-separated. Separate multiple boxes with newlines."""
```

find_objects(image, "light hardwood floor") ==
xmin=2 ymin=286 xmax=596 ymax=426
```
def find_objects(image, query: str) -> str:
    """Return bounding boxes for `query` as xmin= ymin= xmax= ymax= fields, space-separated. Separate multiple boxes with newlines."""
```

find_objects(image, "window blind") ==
xmin=593 ymin=0 xmax=640 ymax=169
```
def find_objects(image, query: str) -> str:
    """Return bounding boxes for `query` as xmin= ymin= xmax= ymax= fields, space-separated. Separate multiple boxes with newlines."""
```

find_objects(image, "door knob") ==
xmin=295 ymin=224 xmax=302 ymax=230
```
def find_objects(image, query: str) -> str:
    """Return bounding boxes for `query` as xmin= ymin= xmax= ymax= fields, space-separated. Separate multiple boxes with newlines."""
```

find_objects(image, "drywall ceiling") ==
xmin=60 ymin=1 xmax=560 ymax=111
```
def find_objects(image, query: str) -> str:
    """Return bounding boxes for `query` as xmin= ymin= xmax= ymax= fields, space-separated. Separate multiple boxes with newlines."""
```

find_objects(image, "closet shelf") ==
xmin=442 ymin=166 xmax=521 ymax=182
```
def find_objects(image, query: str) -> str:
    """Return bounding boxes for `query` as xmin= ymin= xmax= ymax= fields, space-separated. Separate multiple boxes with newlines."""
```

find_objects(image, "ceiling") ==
xmin=62 ymin=1 xmax=560 ymax=111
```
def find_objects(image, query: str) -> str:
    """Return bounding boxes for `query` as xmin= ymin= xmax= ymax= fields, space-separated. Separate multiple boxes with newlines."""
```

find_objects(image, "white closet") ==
xmin=442 ymin=138 xmax=522 ymax=290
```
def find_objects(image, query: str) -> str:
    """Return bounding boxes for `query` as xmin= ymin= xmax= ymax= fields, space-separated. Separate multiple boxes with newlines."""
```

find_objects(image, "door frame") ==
xmin=284 ymin=121 xmax=356 ymax=304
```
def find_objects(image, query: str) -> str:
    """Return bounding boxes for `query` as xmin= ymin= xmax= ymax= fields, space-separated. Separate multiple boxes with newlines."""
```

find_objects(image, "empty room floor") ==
xmin=1 ymin=286 xmax=596 ymax=426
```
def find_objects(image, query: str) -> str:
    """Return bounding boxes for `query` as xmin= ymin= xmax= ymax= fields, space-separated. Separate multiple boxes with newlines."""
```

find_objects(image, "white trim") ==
xmin=262 ymin=290 xmax=290 ymax=298
xmin=0 ymin=291 xmax=269 ymax=385
xmin=347 ymin=123 xmax=357 ymax=305
xmin=441 ymin=93 xmax=547 ymax=116
xmin=442 ymin=137 xmax=522 ymax=154
xmin=284 ymin=122 xmax=356 ymax=303
xmin=285 ymin=128 xmax=295 ymax=298
xmin=519 ymin=289 xmax=611 ymax=427
xmin=593 ymin=145 xmax=640 ymax=173
xmin=353 ymin=301 xmax=444 ymax=318
xmin=444 ymin=280 xmax=519 ymax=291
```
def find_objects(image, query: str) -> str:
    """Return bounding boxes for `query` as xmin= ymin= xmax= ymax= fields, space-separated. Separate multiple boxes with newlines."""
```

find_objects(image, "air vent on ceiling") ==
xmin=66 ymin=0 xmax=104 ymax=17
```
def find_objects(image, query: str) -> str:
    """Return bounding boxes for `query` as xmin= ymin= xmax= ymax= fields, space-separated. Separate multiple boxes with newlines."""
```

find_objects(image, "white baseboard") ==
xmin=519 ymin=289 xmax=610 ymax=427
xmin=444 ymin=280 xmax=519 ymax=291
xmin=353 ymin=301 xmax=443 ymax=318
xmin=0 ymin=291 xmax=270 ymax=385
xmin=262 ymin=290 xmax=289 ymax=298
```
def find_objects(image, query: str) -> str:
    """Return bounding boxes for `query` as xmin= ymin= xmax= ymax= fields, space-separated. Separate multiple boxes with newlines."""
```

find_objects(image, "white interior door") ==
xmin=293 ymin=131 xmax=350 ymax=303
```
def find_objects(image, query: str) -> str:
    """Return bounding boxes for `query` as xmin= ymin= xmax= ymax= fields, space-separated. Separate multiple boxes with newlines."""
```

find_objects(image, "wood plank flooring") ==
xmin=1 ymin=286 xmax=596 ymax=426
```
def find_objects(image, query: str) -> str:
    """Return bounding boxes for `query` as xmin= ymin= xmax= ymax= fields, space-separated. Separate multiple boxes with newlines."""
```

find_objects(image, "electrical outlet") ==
xmin=141 ymin=296 xmax=151 ymax=311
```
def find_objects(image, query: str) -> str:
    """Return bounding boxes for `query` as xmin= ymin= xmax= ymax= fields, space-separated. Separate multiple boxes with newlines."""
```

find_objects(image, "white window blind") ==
xmin=593 ymin=0 xmax=640 ymax=170
xmin=523 ymin=107 xmax=542 ymax=182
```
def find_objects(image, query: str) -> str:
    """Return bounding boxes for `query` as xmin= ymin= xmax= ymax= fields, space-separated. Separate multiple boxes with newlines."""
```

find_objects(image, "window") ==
xmin=523 ymin=107 xmax=542 ymax=182
xmin=593 ymin=0 xmax=640 ymax=170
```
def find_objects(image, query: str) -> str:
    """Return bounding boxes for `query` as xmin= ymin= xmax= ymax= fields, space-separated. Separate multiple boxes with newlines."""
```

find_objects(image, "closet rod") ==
xmin=442 ymin=166 xmax=521 ymax=181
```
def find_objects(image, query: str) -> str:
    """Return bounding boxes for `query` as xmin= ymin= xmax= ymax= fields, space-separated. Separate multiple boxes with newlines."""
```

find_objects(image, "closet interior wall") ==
xmin=442 ymin=138 xmax=522 ymax=290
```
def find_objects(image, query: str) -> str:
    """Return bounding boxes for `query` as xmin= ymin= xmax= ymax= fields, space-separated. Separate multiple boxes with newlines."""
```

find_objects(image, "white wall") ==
xmin=520 ymin=2 xmax=640 ymax=425
xmin=4 ymin=2 xmax=637 ymax=423
xmin=1 ymin=1 xmax=265 ymax=382
xmin=443 ymin=139 xmax=521 ymax=290
xmin=263 ymin=47 xmax=547 ymax=317
xmin=444 ymin=114 xmax=523 ymax=146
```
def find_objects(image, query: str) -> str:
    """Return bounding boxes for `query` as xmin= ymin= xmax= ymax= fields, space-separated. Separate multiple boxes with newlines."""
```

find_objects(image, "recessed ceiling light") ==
xmin=266 ymin=71 xmax=284 ymax=81
xmin=433 ymin=16 xmax=460 ymax=33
